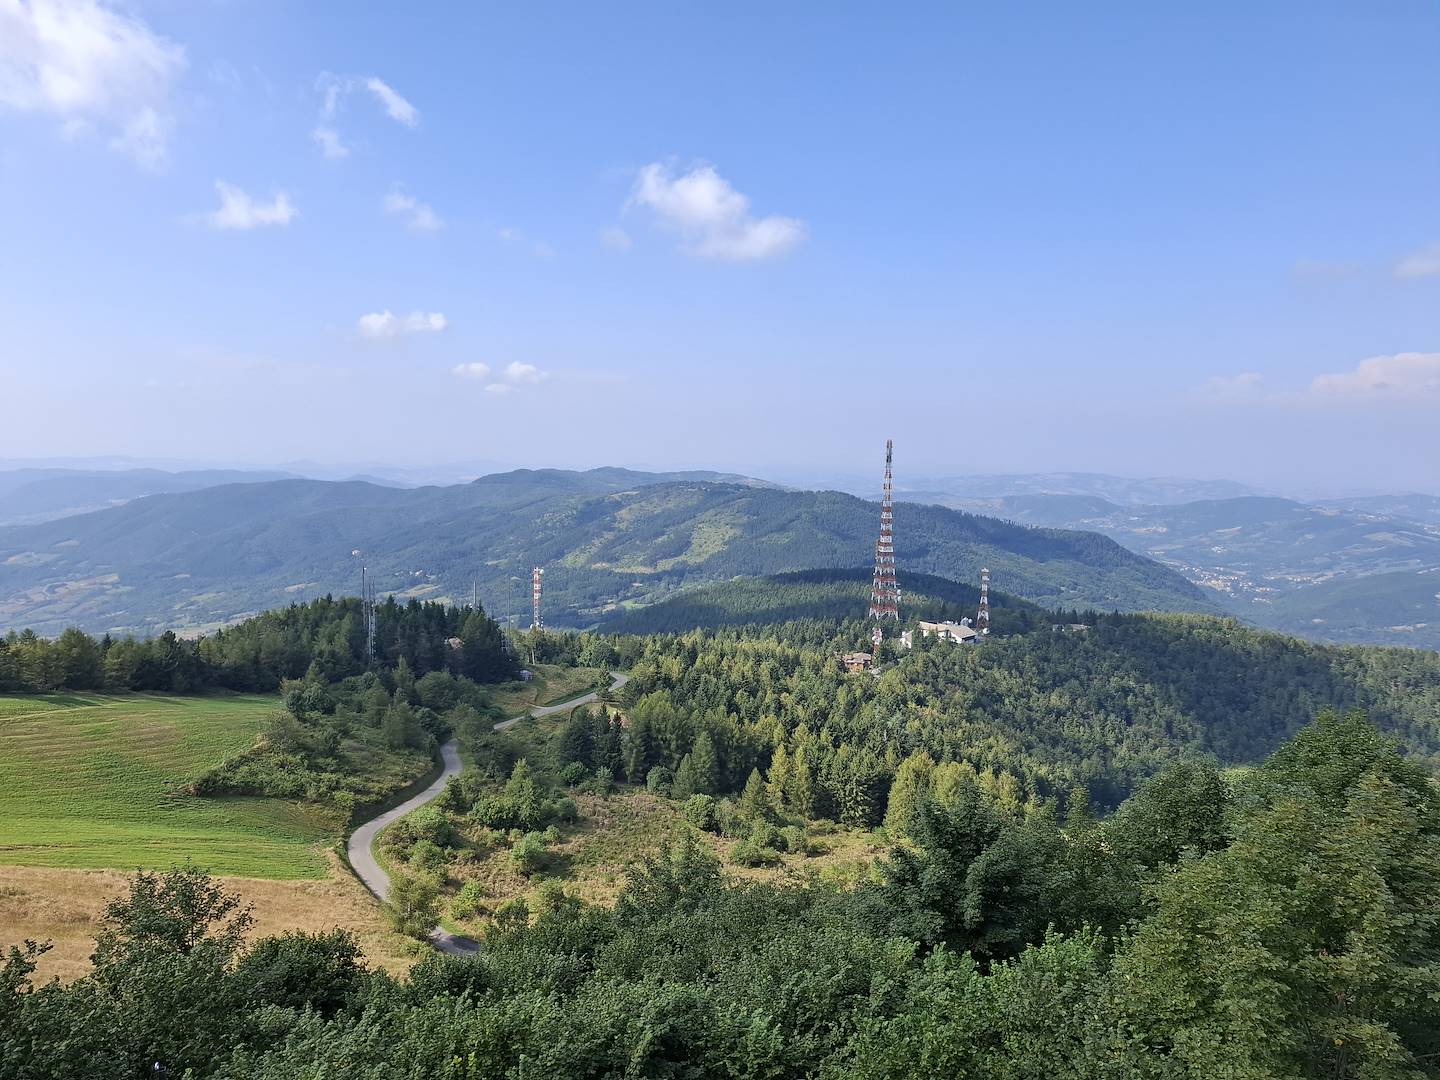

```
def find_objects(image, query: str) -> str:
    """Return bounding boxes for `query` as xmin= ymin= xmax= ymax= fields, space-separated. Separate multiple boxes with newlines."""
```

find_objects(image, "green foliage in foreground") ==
xmin=4 ymin=712 xmax=1439 ymax=1078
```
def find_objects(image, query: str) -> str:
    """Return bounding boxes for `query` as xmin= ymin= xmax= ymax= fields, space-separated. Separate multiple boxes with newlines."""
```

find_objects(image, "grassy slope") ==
xmin=484 ymin=664 xmax=608 ymax=717
xmin=0 ymin=693 xmax=335 ymax=877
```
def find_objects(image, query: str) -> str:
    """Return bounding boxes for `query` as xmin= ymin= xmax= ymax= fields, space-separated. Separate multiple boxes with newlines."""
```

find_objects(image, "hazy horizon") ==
xmin=2 ymin=2 xmax=1436 ymax=493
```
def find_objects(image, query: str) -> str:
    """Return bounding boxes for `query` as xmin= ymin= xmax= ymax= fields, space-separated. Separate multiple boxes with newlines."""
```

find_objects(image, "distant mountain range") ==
xmin=895 ymin=471 xmax=1263 ymax=507
xmin=919 ymin=492 xmax=1440 ymax=649
xmin=0 ymin=468 xmax=1212 ymax=638
xmin=0 ymin=468 xmax=300 ymax=527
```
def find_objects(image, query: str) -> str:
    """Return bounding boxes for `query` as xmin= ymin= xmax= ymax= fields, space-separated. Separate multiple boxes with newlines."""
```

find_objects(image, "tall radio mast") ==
xmin=868 ymin=439 xmax=900 ymax=643
xmin=531 ymin=567 xmax=544 ymax=630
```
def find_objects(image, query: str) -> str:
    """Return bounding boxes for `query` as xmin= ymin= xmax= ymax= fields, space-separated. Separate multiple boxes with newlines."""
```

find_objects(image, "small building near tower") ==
xmin=914 ymin=620 xmax=980 ymax=644
xmin=839 ymin=651 xmax=874 ymax=673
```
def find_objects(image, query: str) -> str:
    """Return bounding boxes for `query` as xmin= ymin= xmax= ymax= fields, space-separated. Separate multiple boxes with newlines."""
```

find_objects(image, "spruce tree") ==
xmin=691 ymin=731 xmax=720 ymax=795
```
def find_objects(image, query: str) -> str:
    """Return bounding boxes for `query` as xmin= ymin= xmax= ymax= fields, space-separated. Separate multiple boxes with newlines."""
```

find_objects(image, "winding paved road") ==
xmin=345 ymin=670 xmax=627 ymax=954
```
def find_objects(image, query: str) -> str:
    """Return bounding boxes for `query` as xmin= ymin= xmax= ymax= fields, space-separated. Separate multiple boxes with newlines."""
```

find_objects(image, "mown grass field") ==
xmin=0 ymin=693 xmax=335 ymax=878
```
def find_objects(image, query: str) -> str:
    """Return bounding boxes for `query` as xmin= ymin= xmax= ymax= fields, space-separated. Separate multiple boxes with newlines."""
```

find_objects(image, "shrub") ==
xmin=683 ymin=794 xmax=719 ymax=832
xmin=509 ymin=832 xmax=548 ymax=877
xmin=387 ymin=872 xmax=441 ymax=939
xmin=646 ymin=766 xmax=674 ymax=795
xmin=448 ymin=880 xmax=487 ymax=921
xmin=730 ymin=839 xmax=781 ymax=868
xmin=554 ymin=796 xmax=579 ymax=823
xmin=558 ymin=761 xmax=590 ymax=788
xmin=591 ymin=766 xmax=615 ymax=795
xmin=408 ymin=839 xmax=448 ymax=873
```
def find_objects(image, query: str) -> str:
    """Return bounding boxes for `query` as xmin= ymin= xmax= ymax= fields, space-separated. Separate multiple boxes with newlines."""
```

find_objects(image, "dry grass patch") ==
xmin=0 ymin=854 xmax=417 ymax=984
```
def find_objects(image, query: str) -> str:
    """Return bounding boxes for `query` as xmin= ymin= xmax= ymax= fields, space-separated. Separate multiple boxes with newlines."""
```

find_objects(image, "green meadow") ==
xmin=0 ymin=693 xmax=333 ymax=878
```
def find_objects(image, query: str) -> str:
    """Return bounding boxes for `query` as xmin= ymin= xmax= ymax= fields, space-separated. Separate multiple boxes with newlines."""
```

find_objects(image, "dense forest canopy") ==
xmin=604 ymin=609 xmax=1440 ymax=814
xmin=0 ymin=594 xmax=514 ymax=694
xmin=4 ymin=712 xmax=1439 ymax=1077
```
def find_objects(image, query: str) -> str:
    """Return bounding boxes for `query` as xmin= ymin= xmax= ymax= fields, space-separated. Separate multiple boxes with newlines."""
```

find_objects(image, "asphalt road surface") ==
xmin=346 ymin=670 xmax=628 ymax=955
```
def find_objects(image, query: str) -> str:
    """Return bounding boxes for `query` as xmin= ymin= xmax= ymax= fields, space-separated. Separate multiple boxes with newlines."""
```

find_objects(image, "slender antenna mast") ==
xmin=868 ymin=439 xmax=901 ymax=641
xmin=361 ymin=565 xmax=377 ymax=660
xmin=977 ymin=567 xmax=990 ymax=636
xmin=531 ymin=566 xmax=544 ymax=630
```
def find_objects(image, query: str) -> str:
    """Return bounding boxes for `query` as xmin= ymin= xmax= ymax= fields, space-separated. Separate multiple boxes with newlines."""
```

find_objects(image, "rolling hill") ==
xmin=921 ymin=492 xmax=1440 ymax=648
xmin=0 ymin=469 xmax=1213 ymax=637
xmin=599 ymin=567 xmax=1045 ymax=634
xmin=0 ymin=467 xmax=299 ymax=526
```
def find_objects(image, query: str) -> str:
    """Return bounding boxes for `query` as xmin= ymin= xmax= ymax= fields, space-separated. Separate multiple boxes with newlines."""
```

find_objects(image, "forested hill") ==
xmin=601 ymin=567 xmax=1048 ymax=635
xmin=0 ymin=470 xmax=1214 ymax=637
xmin=614 ymin=611 xmax=1440 ymax=809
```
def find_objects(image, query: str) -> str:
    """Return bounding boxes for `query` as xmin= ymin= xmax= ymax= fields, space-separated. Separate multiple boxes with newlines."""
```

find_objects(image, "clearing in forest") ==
xmin=0 ymin=693 xmax=333 ymax=878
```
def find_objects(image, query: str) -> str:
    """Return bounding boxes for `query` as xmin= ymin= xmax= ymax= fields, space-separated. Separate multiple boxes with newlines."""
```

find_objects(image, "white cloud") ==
xmin=1395 ymin=244 xmax=1440 ymax=279
xmin=384 ymin=188 xmax=443 ymax=232
xmin=497 ymin=225 xmax=555 ymax=258
xmin=600 ymin=225 xmax=632 ymax=251
xmin=453 ymin=358 xmax=550 ymax=395
xmin=362 ymin=76 xmax=417 ymax=127
xmin=629 ymin=162 xmax=804 ymax=261
xmin=0 ymin=0 xmax=186 ymax=167
xmin=503 ymin=361 xmax=545 ymax=384
xmin=203 ymin=181 xmax=296 ymax=230
xmin=314 ymin=73 xmax=418 ymax=153
xmin=358 ymin=309 xmax=447 ymax=339
xmin=311 ymin=125 xmax=348 ymax=159
xmin=1309 ymin=352 xmax=1440 ymax=402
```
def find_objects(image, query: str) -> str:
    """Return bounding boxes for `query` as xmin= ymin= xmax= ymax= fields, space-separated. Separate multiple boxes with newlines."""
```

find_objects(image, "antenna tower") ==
xmin=361 ymin=566 xmax=377 ymax=660
xmin=531 ymin=567 xmax=544 ymax=630
xmin=977 ymin=567 xmax=991 ymax=636
xmin=868 ymin=439 xmax=901 ymax=625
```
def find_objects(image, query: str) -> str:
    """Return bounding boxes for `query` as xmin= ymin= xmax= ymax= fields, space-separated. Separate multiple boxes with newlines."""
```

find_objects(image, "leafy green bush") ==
xmin=448 ymin=880 xmax=487 ymax=921
xmin=509 ymin=832 xmax=549 ymax=877
xmin=683 ymin=794 xmax=719 ymax=832
xmin=558 ymin=761 xmax=590 ymax=787
xmin=646 ymin=766 xmax=674 ymax=795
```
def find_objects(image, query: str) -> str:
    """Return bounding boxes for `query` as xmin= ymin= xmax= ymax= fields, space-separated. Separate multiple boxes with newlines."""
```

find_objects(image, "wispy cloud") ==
xmin=1202 ymin=353 xmax=1440 ymax=408
xmin=628 ymin=161 xmax=804 ymax=261
xmin=1309 ymin=352 xmax=1440 ymax=401
xmin=600 ymin=225 xmax=632 ymax=251
xmin=1395 ymin=244 xmax=1440 ymax=279
xmin=384 ymin=188 xmax=443 ymax=232
xmin=0 ymin=0 xmax=186 ymax=168
xmin=451 ymin=359 xmax=550 ymax=395
xmin=313 ymin=73 xmax=418 ymax=156
xmin=362 ymin=76 xmax=417 ymax=127
xmin=358 ymin=310 xmax=447 ymax=339
xmin=203 ymin=181 xmax=297 ymax=230
xmin=497 ymin=226 xmax=555 ymax=258
xmin=311 ymin=126 xmax=349 ymax=159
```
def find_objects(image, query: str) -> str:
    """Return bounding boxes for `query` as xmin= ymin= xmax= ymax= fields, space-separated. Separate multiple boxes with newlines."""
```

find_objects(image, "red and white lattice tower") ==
xmin=977 ymin=567 xmax=991 ymax=636
xmin=868 ymin=439 xmax=900 ymax=626
xmin=531 ymin=567 xmax=544 ymax=630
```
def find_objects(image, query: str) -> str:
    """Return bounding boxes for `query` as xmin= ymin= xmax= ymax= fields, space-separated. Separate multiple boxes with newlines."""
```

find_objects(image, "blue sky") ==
xmin=1 ymin=1 xmax=1437 ymax=493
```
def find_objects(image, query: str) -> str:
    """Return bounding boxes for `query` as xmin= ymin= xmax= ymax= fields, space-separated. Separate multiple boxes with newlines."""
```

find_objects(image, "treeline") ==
xmin=5 ymin=713 xmax=1439 ymax=1077
xmin=612 ymin=611 xmax=1440 ymax=816
xmin=0 ymin=595 xmax=515 ymax=694
xmin=599 ymin=566 xmax=1049 ymax=636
